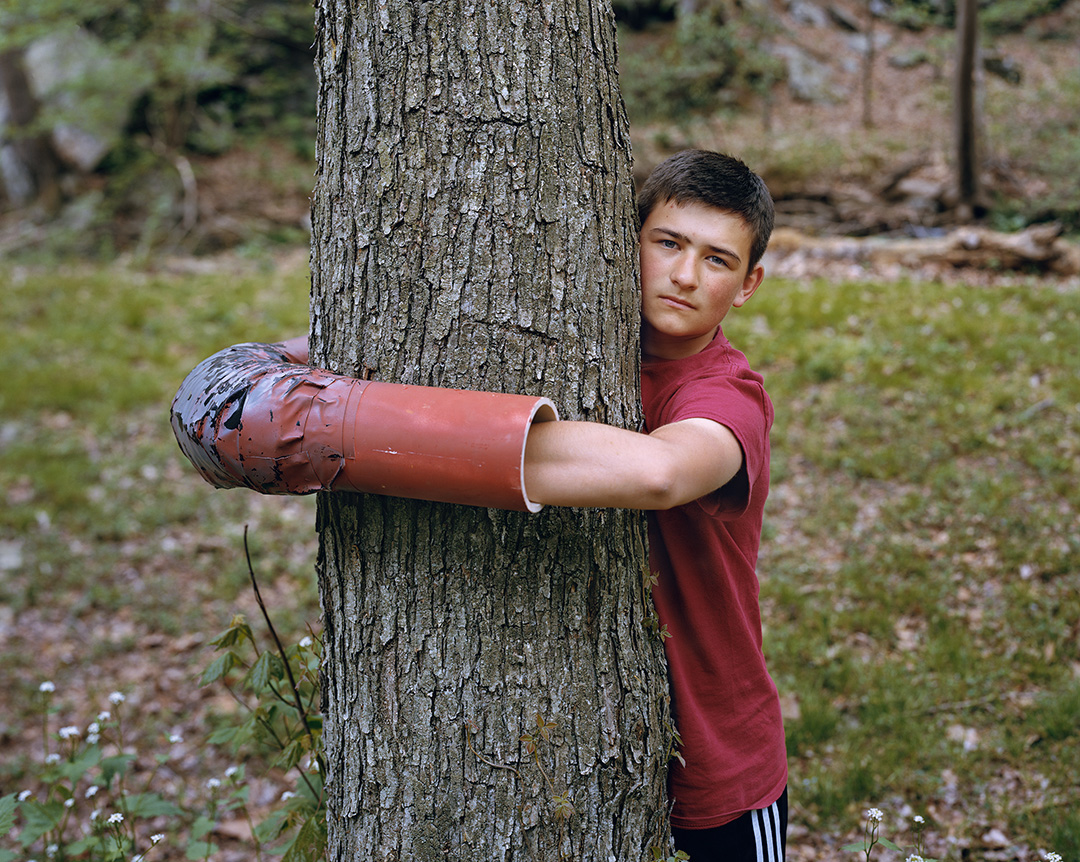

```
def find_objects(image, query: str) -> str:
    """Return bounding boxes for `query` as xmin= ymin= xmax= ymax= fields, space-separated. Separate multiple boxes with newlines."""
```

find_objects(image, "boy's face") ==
xmin=638 ymin=199 xmax=764 ymax=360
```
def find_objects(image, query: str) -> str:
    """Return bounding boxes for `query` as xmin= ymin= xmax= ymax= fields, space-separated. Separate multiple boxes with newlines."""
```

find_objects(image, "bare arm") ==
xmin=523 ymin=417 xmax=744 ymax=510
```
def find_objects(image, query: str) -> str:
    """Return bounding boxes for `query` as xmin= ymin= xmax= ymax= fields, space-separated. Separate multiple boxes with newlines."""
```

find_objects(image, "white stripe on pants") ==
xmin=750 ymin=800 xmax=784 ymax=861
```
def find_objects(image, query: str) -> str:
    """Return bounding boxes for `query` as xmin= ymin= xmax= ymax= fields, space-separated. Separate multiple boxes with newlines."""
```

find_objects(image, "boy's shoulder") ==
xmin=642 ymin=330 xmax=771 ymax=435
xmin=643 ymin=329 xmax=761 ymax=385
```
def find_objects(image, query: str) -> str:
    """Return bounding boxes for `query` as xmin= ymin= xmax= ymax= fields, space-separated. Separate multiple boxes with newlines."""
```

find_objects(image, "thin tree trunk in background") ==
xmin=309 ymin=1 xmax=670 ymax=860
xmin=0 ymin=48 xmax=60 ymax=208
xmin=861 ymin=0 xmax=875 ymax=129
xmin=954 ymin=0 xmax=981 ymax=221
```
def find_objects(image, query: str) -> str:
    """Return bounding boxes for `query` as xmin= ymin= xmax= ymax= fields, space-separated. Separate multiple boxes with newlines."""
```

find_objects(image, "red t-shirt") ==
xmin=642 ymin=328 xmax=788 ymax=829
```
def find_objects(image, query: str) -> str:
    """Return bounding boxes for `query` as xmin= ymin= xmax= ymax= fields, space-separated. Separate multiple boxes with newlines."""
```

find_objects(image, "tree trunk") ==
xmin=309 ymin=2 xmax=670 ymax=861
xmin=954 ymin=0 xmax=982 ymax=221
xmin=0 ymin=48 xmax=61 ymax=209
xmin=861 ymin=0 xmax=875 ymax=129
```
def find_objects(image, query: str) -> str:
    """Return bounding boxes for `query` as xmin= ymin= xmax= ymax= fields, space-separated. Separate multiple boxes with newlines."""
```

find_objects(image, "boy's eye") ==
xmin=707 ymin=255 xmax=728 ymax=267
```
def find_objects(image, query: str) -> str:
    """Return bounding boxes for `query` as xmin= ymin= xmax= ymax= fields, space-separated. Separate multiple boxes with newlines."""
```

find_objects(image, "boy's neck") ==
xmin=641 ymin=321 xmax=719 ymax=361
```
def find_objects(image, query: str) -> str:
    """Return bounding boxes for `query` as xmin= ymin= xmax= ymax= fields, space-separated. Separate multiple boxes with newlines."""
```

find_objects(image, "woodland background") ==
xmin=1 ymin=0 xmax=1078 ymax=860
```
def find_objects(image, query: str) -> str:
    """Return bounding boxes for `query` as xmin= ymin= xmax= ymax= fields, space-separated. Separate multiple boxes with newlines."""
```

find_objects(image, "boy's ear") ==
xmin=733 ymin=263 xmax=765 ymax=308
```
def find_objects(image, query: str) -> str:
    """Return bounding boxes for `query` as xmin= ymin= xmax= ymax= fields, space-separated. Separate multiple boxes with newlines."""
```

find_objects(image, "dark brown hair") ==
xmin=637 ymin=150 xmax=775 ymax=271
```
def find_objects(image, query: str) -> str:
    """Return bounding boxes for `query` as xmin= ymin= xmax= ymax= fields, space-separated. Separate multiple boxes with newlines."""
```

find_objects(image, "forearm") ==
xmin=523 ymin=418 xmax=742 ymax=510
xmin=276 ymin=334 xmax=309 ymax=365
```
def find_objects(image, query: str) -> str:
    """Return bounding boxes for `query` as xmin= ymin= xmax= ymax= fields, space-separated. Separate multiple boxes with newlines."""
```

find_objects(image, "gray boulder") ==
xmin=771 ymin=43 xmax=844 ymax=102
xmin=23 ymin=29 xmax=151 ymax=172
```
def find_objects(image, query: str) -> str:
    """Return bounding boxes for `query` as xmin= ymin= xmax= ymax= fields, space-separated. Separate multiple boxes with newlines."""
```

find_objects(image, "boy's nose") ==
xmin=671 ymin=253 xmax=697 ymax=289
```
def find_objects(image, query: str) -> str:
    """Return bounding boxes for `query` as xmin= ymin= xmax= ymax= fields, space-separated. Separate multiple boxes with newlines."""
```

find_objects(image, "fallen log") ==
xmin=768 ymin=222 xmax=1080 ymax=275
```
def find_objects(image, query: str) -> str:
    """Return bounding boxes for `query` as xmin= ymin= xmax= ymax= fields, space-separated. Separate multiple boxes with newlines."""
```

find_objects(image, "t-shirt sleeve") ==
xmin=662 ymin=374 xmax=772 ymax=519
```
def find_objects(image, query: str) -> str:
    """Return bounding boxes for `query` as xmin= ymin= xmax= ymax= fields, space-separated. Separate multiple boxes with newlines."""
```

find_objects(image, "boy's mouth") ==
xmin=660 ymin=295 xmax=695 ymax=310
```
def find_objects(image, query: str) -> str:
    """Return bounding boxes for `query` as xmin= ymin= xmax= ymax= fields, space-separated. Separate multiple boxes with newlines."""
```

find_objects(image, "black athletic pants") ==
xmin=671 ymin=788 xmax=788 ymax=862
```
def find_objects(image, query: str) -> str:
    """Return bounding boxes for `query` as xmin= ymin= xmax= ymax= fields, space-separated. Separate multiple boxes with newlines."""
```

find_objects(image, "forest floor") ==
xmin=5 ymin=249 xmax=1077 ymax=862
xmin=3 ymin=3 xmax=1079 ymax=861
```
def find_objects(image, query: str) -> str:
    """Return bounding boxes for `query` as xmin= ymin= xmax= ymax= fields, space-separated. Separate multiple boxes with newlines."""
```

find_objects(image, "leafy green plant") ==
xmin=2 ymin=529 xmax=325 ymax=862
xmin=198 ymin=529 xmax=326 ymax=861
xmin=0 ymin=0 xmax=316 ymax=256
xmin=2 ymin=685 xmax=184 ymax=862
xmin=868 ymin=0 xmax=1069 ymax=31
xmin=843 ymin=807 xmax=902 ymax=860
xmin=647 ymin=848 xmax=689 ymax=862
xmin=619 ymin=7 xmax=783 ymax=125
xmin=2 ymin=0 xmax=315 ymax=152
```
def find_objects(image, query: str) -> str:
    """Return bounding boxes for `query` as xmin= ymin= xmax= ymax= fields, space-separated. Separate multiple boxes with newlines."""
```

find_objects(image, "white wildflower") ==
xmin=87 ymin=732 xmax=100 ymax=745
xmin=1045 ymin=854 xmax=1062 ymax=862
xmin=45 ymin=753 xmax=61 ymax=765
xmin=46 ymin=844 xmax=58 ymax=858
xmin=97 ymin=710 xmax=111 ymax=722
xmin=58 ymin=725 xmax=80 ymax=740
xmin=151 ymin=834 xmax=165 ymax=845
xmin=39 ymin=681 xmax=56 ymax=693
xmin=85 ymin=785 xmax=100 ymax=799
xmin=168 ymin=733 xmax=182 ymax=744
xmin=913 ymin=815 xmax=925 ymax=824
xmin=108 ymin=691 xmax=125 ymax=705
xmin=87 ymin=722 xmax=100 ymax=734
xmin=866 ymin=807 xmax=884 ymax=823
xmin=206 ymin=778 xmax=221 ymax=790
xmin=132 ymin=855 xmax=143 ymax=862
xmin=90 ymin=809 xmax=100 ymax=821
xmin=18 ymin=790 xmax=33 ymax=802
xmin=224 ymin=765 xmax=239 ymax=779
xmin=907 ymin=855 xmax=924 ymax=862
xmin=107 ymin=812 xmax=123 ymax=825
xmin=64 ymin=798 xmax=75 ymax=809
xmin=299 ymin=636 xmax=313 ymax=648
xmin=280 ymin=791 xmax=297 ymax=801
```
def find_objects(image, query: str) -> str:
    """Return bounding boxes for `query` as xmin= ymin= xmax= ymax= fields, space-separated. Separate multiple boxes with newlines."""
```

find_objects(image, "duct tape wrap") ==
xmin=170 ymin=340 xmax=557 ymax=512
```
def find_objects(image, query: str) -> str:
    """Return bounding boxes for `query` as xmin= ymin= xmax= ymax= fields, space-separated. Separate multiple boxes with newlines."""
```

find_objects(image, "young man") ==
xmin=524 ymin=150 xmax=787 ymax=860
xmin=172 ymin=150 xmax=787 ymax=860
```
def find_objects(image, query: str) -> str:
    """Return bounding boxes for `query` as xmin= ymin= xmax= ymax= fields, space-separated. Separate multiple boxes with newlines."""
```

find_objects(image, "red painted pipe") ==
xmin=170 ymin=339 xmax=557 ymax=512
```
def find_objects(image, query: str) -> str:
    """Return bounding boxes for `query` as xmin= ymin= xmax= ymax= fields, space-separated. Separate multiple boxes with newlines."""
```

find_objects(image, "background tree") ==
xmin=954 ymin=0 xmax=983 ymax=220
xmin=308 ymin=1 xmax=671 ymax=860
xmin=0 ymin=0 xmax=316 ymax=249
xmin=861 ymin=0 xmax=876 ymax=129
xmin=0 ymin=46 xmax=61 ymax=208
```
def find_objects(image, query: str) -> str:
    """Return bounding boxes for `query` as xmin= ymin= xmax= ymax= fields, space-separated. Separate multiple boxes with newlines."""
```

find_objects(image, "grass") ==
xmin=986 ymin=64 xmax=1080 ymax=231
xmin=0 ymin=253 xmax=316 ymax=688
xmin=1 ymin=252 xmax=1078 ymax=857
xmin=725 ymin=273 xmax=1080 ymax=850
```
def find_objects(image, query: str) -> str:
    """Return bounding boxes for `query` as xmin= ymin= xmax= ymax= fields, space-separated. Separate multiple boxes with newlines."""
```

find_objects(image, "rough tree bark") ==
xmin=308 ymin=2 xmax=670 ymax=860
